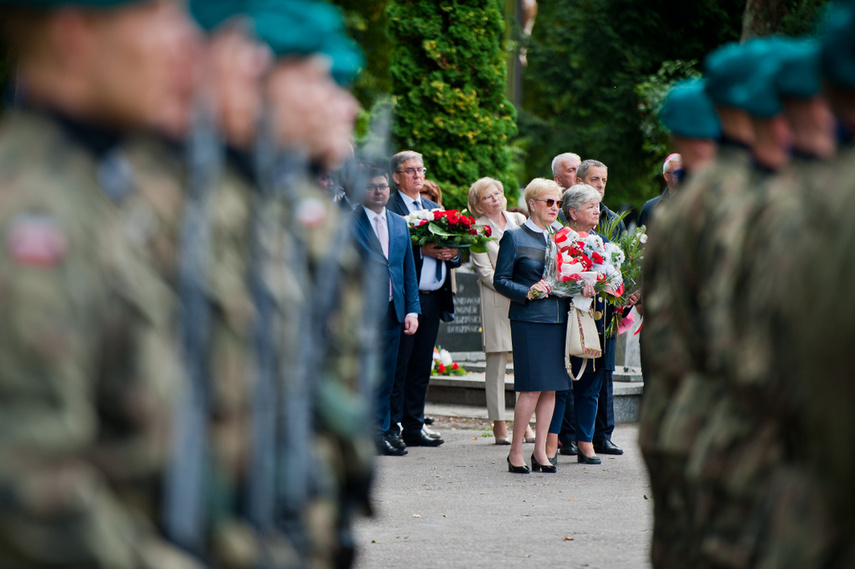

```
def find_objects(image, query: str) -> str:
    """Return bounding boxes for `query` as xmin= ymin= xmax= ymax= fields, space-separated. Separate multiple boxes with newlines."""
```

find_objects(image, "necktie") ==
xmin=375 ymin=214 xmax=389 ymax=259
xmin=376 ymin=214 xmax=392 ymax=299
xmin=413 ymin=199 xmax=422 ymax=211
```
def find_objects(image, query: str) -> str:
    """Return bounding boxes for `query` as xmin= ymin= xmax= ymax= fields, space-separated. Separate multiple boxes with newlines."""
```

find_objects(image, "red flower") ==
xmin=437 ymin=363 xmax=446 ymax=374
xmin=484 ymin=225 xmax=492 ymax=237
xmin=569 ymin=273 xmax=583 ymax=281
xmin=592 ymin=252 xmax=604 ymax=264
xmin=596 ymin=273 xmax=606 ymax=281
xmin=417 ymin=219 xmax=429 ymax=227
xmin=448 ymin=213 xmax=460 ymax=225
xmin=469 ymin=228 xmax=478 ymax=235
xmin=452 ymin=362 xmax=459 ymax=370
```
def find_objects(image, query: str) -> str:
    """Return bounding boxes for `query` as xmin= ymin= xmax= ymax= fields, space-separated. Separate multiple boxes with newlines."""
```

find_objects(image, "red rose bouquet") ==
xmin=405 ymin=208 xmax=494 ymax=253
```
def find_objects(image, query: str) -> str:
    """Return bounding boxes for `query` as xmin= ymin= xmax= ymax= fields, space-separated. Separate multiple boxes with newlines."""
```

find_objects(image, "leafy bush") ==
xmin=387 ymin=0 xmax=518 ymax=211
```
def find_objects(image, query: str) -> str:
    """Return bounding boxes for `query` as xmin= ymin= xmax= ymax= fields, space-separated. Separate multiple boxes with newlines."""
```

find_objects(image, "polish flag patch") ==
xmin=6 ymin=214 xmax=68 ymax=267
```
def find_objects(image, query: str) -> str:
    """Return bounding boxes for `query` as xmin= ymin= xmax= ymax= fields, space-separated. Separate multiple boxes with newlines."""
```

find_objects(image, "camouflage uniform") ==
xmin=639 ymin=142 xmax=752 ymax=568
xmin=687 ymin=154 xmax=838 ymax=569
xmin=0 ymin=110 xmax=202 ymax=569
xmin=122 ymin=134 xmax=374 ymax=568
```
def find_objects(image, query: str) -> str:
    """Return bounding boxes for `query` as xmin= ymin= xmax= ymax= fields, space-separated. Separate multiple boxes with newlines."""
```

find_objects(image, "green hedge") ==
xmin=387 ymin=0 xmax=518 ymax=212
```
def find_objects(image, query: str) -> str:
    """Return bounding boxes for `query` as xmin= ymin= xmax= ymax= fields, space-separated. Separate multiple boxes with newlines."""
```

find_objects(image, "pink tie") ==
xmin=376 ymin=214 xmax=392 ymax=299
xmin=375 ymin=214 xmax=389 ymax=258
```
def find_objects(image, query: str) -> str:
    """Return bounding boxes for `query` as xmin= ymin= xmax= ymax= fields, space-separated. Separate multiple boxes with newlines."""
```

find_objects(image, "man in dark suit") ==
xmin=386 ymin=150 xmax=460 ymax=447
xmin=638 ymin=153 xmax=682 ymax=230
xmin=353 ymin=165 xmax=421 ymax=456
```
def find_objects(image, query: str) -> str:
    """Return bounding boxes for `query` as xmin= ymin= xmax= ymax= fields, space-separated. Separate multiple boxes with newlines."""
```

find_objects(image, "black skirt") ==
xmin=510 ymin=320 xmax=572 ymax=392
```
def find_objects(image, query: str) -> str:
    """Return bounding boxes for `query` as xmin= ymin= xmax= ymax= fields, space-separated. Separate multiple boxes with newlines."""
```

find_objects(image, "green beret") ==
xmin=251 ymin=0 xmax=363 ymax=85
xmin=775 ymin=39 xmax=821 ymax=99
xmin=820 ymin=4 xmax=855 ymax=89
xmin=189 ymin=0 xmax=248 ymax=32
xmin=659 ymin=79 xmax=721 ymax=139
xmin=0 ymin=0 xmax=140 ymax=7
xmin=706 ymin=38 xmax=785 ymax=117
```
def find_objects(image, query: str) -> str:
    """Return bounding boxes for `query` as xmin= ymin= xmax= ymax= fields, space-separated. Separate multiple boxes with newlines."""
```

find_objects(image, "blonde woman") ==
xmin=468 ymin=178 xmax=535 ymax=445
xmin=495 ymin=178 xmax=582 ymax=473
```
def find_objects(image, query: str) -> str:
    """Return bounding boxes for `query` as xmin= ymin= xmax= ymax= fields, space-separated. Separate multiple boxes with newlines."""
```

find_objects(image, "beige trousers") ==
xmin=485 ymin=351 xmax=510 ymax=421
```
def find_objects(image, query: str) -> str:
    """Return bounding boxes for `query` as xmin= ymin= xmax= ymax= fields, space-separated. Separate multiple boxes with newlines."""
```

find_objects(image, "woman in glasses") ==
xmin=468 ymin=178 xmax=534 ymax=446
xmin=494 ymin=178 xmax=583 ymax=473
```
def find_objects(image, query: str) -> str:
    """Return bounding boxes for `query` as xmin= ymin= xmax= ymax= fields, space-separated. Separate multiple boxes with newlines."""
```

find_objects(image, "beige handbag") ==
xmin=565 ymin=305 xmax=602 ymax=381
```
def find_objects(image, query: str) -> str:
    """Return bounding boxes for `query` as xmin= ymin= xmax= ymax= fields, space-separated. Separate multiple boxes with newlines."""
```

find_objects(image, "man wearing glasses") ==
xmin=387 ymin=150 xmax=461 ymax=448
xmin=353 ymin=164 xmax=421 ymax=456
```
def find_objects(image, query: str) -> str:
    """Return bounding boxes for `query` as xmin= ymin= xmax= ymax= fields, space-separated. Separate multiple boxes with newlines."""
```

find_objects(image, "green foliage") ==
xmin=521 ymin=0 xmax=745 ymax=212
xmin=635 ymin=60 xmax=702 ymax=180
xmin=329 ymin=0 xmax=392 ymax=109
xmin=387 ymin=0 xmax=518 ymax=212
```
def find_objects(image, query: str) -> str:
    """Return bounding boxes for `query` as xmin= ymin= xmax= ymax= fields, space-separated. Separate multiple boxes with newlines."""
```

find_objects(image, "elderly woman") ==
xmin=494 ymin=178 xmax=579 ymax=474
xmin=547 ymin=183 xmax=615 ymax=464
xmin=468 ymin=178 xmax=534 ymax=445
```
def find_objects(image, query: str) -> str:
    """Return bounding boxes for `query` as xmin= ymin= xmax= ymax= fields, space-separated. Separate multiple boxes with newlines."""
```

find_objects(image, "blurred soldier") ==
xmin=638 ymin=39 xmax=783 ymax=568
xmin=120 ymin=2 xmax=288 ymax=566
xmin=0 ymin=0 xmax=204 ymax=567
xmin=251 ymin=1 xmax=374 ymax=566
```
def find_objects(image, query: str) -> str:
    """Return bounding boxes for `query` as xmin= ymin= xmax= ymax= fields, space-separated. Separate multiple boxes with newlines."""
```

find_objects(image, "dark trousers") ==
xmin=375 ymin=302 xmax=402 ymax=437
xmin=554 ymin=360 xmax=603 ymax=442
xmin=391 ymin=291 xmax=442 ymax=436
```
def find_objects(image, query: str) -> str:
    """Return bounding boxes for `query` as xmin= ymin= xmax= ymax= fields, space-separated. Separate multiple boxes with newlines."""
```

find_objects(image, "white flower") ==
xmin=604 ymin=243 xmax=625 ymax=267
xmin=439 ymin=348 xmax=453 ymax=366
xmin=639 ymin=233 xmax=648 ymax=244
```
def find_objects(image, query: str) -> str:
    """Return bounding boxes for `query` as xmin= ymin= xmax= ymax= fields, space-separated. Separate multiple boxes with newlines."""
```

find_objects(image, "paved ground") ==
xmin=353 ymin=411 xmax=653 ymax=569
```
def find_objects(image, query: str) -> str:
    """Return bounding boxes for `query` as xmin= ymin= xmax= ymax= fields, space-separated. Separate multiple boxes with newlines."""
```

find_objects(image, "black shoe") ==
xmin=594 ymin=439 xmax=624 ymax=455
xmin=548 ymin=454 xmax=558 ymax=466
xmin=531 ymin=453 xmax=557 ymax=473
xmin=377 ymin=437 xmax=407 ymax=456
xmin=507 ymin=456 xmax=530 ymax=474
xmin=424 ymin=416 xmax=435 ymax=425
xmin=402 ymin=431 xmax=444 ymax=447
xmin=559 ymin=441 xmax=578 ymax=456
xmin=577 ymin=453 xmax=602 ymax=465
xmin=384 ymin=432 xmax=406 ymax=450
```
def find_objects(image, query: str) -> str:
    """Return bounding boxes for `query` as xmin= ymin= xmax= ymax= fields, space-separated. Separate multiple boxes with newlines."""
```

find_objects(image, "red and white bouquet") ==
xmin=545 ymin=221 xmax=646 ymax=336
xmin=405 ymin=209 xmax=494 ymax=253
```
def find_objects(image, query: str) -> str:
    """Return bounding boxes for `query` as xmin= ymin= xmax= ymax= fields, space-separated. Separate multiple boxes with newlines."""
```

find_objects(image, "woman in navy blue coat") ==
xmin=494 ymin=178 xmax=595 ymax=473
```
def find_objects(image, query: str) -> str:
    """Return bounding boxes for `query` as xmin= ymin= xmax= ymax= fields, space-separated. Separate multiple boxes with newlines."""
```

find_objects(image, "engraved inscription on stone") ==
xmin=436 ymin=270 xmax=483 ymax=352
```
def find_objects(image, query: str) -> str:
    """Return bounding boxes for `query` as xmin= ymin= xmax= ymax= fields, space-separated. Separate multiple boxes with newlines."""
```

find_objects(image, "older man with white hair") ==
xmin=639 ymin=153 xmax=683 ymax=229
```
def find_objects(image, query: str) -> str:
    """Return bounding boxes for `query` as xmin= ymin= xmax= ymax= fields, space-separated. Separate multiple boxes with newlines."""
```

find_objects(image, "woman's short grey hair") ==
xmin=390 ymin=150 xmax=423 ymax=174
xmin=562 ymin=184 xmax=601 ymax=218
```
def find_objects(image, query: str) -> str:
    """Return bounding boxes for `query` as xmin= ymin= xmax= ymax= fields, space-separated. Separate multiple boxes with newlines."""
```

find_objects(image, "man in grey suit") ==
xmin=353 ymin=165 xmax=421 ymax=456
xmin=386 ymin=150 xmax=460 ymax=447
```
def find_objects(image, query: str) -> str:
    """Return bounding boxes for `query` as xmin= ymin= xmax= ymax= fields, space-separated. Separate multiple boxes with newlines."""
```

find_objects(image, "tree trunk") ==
xmin=742 ymin=0 xmax=788 ymax=40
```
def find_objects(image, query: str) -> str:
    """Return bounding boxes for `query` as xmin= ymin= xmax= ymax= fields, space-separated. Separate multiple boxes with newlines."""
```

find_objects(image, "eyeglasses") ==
xmin=397 ymin=167 xmax=427 ymax=177
xmin=482 ymin=192 xmax=503 ymax=202
xmin=366 ymin=183 xmax=390 ymax=191
xmin=537 ymin=198 xmax=564 ymax=208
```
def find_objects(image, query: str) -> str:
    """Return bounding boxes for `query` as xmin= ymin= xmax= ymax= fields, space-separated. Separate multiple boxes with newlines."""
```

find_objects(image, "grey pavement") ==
xmin=353 ymin=412 xmax=653 ymax=569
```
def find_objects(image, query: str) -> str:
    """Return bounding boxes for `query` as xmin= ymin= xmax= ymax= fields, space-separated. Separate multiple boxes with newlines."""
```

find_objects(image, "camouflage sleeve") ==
xmin=0 ymin=206 xmax=201 ymax=569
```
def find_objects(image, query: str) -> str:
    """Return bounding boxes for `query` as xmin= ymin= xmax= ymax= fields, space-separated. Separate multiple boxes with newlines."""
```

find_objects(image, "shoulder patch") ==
xmin=6 ymin=214 xmax=68 ymax=267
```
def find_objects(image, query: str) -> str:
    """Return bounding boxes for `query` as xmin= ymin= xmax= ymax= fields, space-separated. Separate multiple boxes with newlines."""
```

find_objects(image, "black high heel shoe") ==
xmin=531 ymin=453 xmax=557 ymax=473
xmin=507 ymin=456 xmax=530 ymax=474
xmin=577 ymin=453 xmax=602 ymax=465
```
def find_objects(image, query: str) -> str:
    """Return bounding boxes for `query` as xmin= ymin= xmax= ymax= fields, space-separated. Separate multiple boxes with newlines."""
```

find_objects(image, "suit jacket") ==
xmin=470 ymin=211 xmax=527 ymax=352
xmin=353 ymin=206 xmax=420 ymax=324
xmin=598 ymin=202 xmax=627 ymax=239
xmin=387 ymin=191 xmax=459 ymax=321
xmin=493 ymin=224 xmax=569 ymax=324
xmin=638 ymin=187 xmax=672 ymax=230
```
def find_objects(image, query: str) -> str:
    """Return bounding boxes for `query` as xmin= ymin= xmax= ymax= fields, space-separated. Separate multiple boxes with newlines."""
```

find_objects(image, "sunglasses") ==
xmin=537 ymin=198 xmax=564 ymax=208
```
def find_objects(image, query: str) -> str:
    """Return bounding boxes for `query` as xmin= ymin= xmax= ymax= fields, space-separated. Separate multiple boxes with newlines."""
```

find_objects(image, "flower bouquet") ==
xmin=405 ymin=209 xmax=494 ymax=253
xmin=431 ymin=346 xmax=466 ymax=376
xmin=544 ymin=219 xmax=646 ymax=337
